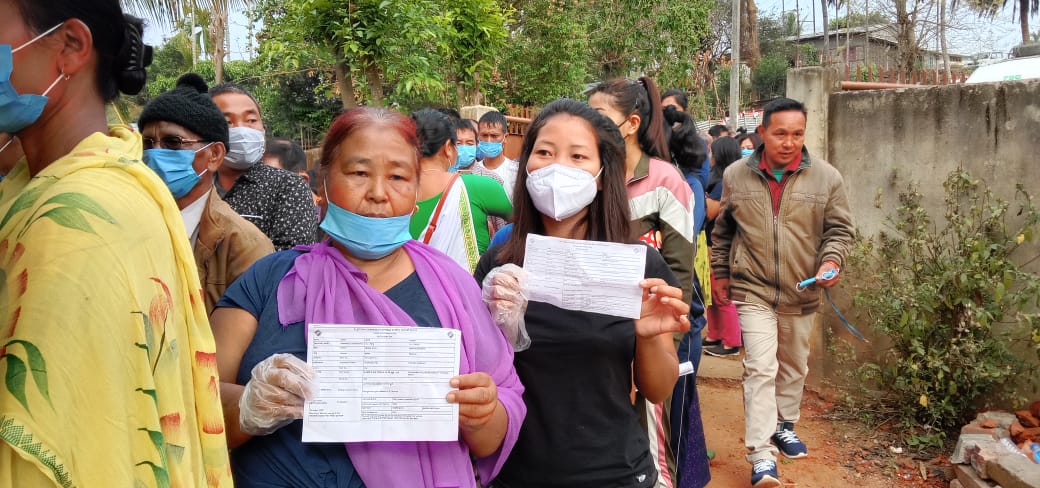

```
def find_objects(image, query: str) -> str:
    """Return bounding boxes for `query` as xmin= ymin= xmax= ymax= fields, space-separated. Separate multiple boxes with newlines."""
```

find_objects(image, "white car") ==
xmin=966 ymin=55 xmax=1040 ymax=84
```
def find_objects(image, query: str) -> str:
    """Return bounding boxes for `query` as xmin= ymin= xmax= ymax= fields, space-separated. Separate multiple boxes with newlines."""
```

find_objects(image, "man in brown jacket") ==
xmin=138 ymin=73 xmax=274 ymax=313
xmin=710 ymin=98 xmax=854 ymax=488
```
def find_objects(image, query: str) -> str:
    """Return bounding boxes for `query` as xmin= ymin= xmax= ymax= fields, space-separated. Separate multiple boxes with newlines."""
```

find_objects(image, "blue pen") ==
xmin=795 ymin=268 xmax=868 ymax=342
xmin=796 ymin=268 xmax=840 ymax=291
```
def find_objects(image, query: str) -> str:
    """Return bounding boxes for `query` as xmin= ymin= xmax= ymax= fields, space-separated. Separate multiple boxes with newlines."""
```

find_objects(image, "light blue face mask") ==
xmin=741 ymin=148 xmax=755 ymax=158
xmin=143 ymin=145 xmax=212 ymax=199
xmin=320 ymin=184 xmax=413 ymax=259
xmin=476 ymin=140 xmax=503 ymax=160
xmin=453 ymin=144 xmax=477 ymax=171
xmin=0 ymin=24 xmax=66 ymax=134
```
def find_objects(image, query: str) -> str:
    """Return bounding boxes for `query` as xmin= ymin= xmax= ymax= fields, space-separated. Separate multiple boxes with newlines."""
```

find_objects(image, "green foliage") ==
xmin=849 ymin=169 xmax=1040 ymax=445
xmin=580 ymin=0 xmax=715 ymax=85
xmin=244 ymin=70 xmax=341 ymax=148
xmin=441 ymin=0 xmax=513 ymax=104
xmin=708 ymin=65 xmax=751 ymax=119
xmin=127 ymin=5 xmax=340 ymax=147
xmin=759 ymin=12 xmax=819 ymax=68
xmin=490 ymin=0 xmax=716 ymax=107
xmin=751 ymin=54 xmax=788 ymax=99
xmin=490 ymin=0 xmax=592 ymax=105
xmin=253 ymin=0 xmax=509 ymax=107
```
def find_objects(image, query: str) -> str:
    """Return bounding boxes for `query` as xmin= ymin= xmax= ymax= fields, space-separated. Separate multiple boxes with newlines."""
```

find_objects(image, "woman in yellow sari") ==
xmin=0 ymin=0 xmax=232 ymax=486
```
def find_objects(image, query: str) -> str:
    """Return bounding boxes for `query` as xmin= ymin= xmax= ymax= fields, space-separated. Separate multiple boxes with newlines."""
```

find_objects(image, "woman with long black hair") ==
xmin=477 ymin=98 xmax=690 ymax=488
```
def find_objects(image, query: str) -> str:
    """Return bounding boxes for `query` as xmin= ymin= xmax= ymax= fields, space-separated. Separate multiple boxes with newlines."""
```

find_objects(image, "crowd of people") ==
xmin=0 ymin=1 xmax=854 ymax=487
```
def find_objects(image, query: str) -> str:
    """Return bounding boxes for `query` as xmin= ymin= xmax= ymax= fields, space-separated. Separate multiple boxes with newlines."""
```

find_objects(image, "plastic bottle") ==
xmin=1031 ymin=442 xmax=1040 ymax=464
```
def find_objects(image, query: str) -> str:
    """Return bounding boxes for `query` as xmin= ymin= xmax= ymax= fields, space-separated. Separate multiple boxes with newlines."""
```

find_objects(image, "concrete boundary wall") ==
xmin=829 ymin=80 xmax=1040 ymax=239
xmin=785 ymin=71 xmax=1040 ymax=394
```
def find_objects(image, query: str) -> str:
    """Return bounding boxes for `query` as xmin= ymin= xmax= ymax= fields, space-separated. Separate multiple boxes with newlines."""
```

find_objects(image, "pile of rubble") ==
xmin=949 ymin=402 xmax=1040 ymax=488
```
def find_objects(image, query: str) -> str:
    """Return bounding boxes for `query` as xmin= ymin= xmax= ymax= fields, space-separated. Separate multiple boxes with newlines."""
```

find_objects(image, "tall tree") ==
xmin=255 ymin=0 xmax=506 ymax=108
xmin=580 ymin=0 xmax=715 ymax=84
xmin=741 ymin=0 xmax=761 ymax=68
xmin=822 ymin=0 xmax=831 ymax=62
xmin=940 ymin=0 xmax=952 ymax=80
xmin=442 ymin=0 xmax=512 ymax=106
xmin=959 ymin=0 xmax=1038 ymax=44
xmin=123 ymin=0 xmax=254 ymax=83
xmin=495 ymin=0 xmax=592 ymax=105
xmin=892 ymin=0 xmax=923 ymax=72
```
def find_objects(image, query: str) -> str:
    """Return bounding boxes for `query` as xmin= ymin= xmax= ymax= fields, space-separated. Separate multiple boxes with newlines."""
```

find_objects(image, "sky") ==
xmin=139 ymin=1 xmax=1029 ymax=61
xmin=754 ymin=0 xmax=1027 ymax=56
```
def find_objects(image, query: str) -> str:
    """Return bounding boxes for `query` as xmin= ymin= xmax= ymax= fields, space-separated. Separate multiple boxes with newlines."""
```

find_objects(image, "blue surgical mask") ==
xmin=320 ymin=197 xmax=413 ymax=260
xmin=477 ymin=141 xmax=503 ymax=160
xmin=741 ymin=148 xmax=755 ymax=158
xmin=0 ymin=24 xmax=66 ymax=134
xmin=454 ymin=144 xmax=477 ymax=171
xmin=143 ymin=144 xmax=212 ymax=199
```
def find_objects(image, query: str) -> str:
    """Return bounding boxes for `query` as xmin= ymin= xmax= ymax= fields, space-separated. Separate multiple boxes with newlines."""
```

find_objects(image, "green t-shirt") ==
xmin=771 ymin=169 xmax=785 ymax=183
xmin=409 ymin=174 xmax=512 ymax=253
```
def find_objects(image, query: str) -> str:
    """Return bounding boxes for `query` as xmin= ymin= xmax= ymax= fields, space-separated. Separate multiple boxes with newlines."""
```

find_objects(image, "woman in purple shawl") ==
xmin=210 ymin=107 xmax=525 ymax=488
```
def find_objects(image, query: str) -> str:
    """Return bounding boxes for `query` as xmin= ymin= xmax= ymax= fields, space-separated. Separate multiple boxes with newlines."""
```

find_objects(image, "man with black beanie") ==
xmin=138 ymin=73 xmax=274 ymax=312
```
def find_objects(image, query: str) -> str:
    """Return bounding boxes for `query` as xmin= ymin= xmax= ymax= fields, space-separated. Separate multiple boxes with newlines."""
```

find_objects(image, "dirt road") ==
xmin=698 ymin=355 xmax=899 ymax=488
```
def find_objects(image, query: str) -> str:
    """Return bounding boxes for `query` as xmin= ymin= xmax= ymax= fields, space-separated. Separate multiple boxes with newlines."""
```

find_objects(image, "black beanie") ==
xmin=137 ymin=73 xmax=229 ymax=149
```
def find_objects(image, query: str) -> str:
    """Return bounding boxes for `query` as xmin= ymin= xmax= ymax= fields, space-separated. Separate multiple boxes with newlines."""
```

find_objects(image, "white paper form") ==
xmin=302 ymin=324 xmax=461 ymax=443
xmin=523 ymin=234 xmax=647 ymax=319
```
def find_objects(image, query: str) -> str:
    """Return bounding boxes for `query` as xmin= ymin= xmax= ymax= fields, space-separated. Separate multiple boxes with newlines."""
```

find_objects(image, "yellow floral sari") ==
xmin=0 ymin=127 xmax=232 ymax=487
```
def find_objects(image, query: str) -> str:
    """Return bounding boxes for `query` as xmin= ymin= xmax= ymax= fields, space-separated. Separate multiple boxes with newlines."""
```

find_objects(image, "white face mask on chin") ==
xmin=525 ymin=163 xmax=602 ymax=221
xmin=224 ymin=126 xmax=266 ymax=170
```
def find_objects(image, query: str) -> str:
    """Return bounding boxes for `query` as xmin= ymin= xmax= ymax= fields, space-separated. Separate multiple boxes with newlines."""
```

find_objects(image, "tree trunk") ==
xmin=864 ymin=0 xmax=870 ymax=67
xmin=845 ymin=0 xmax=851 ymax=64
xmin=893 ymin=0 xmax=917 ymax=73
xmin=940 ymin=0 xmax=951 ymax=81
xmin=468 ymin=71 xmax=483 ymax=106
xmin=364 ymin=63 xmax=384 ymax=107
xmin=456 ymin=82 xmax=466 ymax=108
xmin=1021 ymin=0 xmax=1031 ymax=44
xmin=187 ymin=0 xmax=197 ymax=68
xmin=210 ymin=0 xmax=227 ymax=83
xmin=741 ymin=0 xmax=761 ymax=68
xmin=795 ymin=0 xmax=802 ymax=66
xmin=334 ymin=58 xmax=357 ymax=109
xmin=821 ymin=0 xmax=830 ymax=64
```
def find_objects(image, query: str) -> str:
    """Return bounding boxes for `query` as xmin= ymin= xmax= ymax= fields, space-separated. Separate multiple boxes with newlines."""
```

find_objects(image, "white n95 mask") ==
xmin=224 ymin=126 xmax=266 ymax=170
xmin=525 ymin=163 xmax=602 ymax=221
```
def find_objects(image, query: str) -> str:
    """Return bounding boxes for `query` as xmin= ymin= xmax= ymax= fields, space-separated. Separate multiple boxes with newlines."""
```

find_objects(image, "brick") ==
xmin=968 ymin=440 xmax=1018 ymax=479
xmin=1016 ymin=410 xmax=1040 ymax=428
xmin=954 ymin=464 xmax=998 ymax=488
xmin=964 ymin=422 xmax=1001 ymax=437
xmin=1011 ymin=421 xmax=1026 ymax=438
xmin=979 ymin=411 xmax=1021 ymax=429
xmin=987 ymin=454 xmax=1040 ymax=488
xmin=955 ymin=434 xmax=1004 ymax=463
xmin=1022 ymin=427 xmax=1040 ymax=442
xmin=1030 ymin=401 xmax=1040 ymax=419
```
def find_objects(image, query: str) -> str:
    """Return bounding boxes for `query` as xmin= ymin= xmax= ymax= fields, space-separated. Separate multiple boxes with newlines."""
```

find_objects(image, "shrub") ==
xmin=849 ymin=169 xmax=1040 ymax=448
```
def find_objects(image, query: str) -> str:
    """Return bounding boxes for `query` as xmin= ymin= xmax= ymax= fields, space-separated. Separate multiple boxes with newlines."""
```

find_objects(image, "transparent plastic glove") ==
xmin=239 ymin=353 xmax=317 ymax=436
xmin=481 ymin=264 xmax=532 ymax=352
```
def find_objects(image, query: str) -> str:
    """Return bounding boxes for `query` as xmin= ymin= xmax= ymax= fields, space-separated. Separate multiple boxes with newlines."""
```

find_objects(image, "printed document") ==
xmin=302 ymin=324 xmax=461 ymax=443
xmin=524 ymin=234 xmax=647 ymax=318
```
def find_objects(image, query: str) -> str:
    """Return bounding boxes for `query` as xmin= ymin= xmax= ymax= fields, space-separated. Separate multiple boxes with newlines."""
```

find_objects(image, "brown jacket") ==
xmin=710 ymin=148 xmax=854 ymax=312
xmin=195 ymin=190 xmax=274 ymax=313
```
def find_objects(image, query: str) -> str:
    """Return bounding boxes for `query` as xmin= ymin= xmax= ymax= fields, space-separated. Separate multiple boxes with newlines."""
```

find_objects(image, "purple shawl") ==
xmin=276 ymin=240 xmax=525 ymax=487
